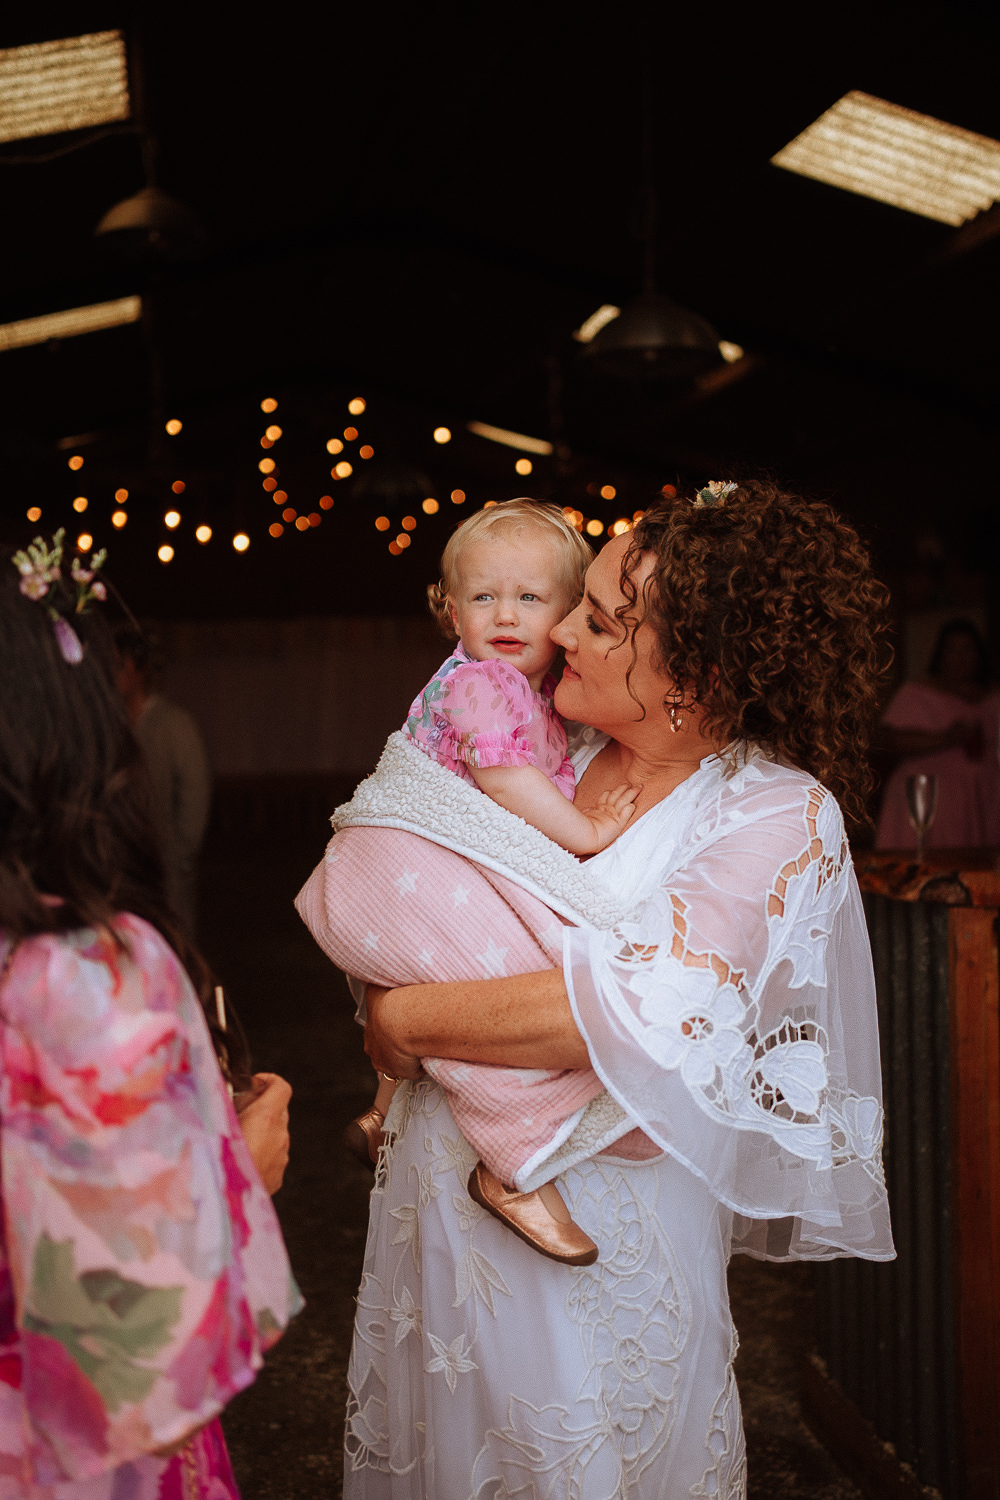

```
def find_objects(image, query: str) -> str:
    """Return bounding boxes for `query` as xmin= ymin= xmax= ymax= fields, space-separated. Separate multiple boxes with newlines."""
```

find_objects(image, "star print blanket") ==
xmin=296 ymin=732 xmax=657 ymax=1190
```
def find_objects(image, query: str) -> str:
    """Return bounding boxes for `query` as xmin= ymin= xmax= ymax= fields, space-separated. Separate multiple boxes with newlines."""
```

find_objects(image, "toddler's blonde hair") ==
xmin=427 ymin=498 xmax=593 ymax=639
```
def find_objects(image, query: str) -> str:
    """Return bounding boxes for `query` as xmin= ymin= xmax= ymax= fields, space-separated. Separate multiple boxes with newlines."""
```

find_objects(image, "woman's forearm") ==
xmin=377 ymin=968 xmax=591 ymax=1071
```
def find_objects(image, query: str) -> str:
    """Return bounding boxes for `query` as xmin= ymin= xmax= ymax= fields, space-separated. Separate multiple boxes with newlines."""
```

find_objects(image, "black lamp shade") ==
xmin=95 ymin=187 xmax=211 ymax=263
xmin=583 ymin=291 xmax=721 ymax=380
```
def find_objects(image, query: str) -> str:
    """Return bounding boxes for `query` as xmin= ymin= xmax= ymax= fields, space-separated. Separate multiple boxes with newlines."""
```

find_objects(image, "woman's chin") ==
xmin=554 ymin=676 xmax=585 ymax=720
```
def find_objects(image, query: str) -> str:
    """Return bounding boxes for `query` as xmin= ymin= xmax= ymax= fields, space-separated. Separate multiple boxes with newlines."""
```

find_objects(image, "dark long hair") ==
xmin=0 ymin=552 xmax=248 ymax=1083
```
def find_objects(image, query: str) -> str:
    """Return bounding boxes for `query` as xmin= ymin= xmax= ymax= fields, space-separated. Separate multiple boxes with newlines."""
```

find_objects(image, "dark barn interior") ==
xmin=2 ymin=4 xmax=999 ymax=1498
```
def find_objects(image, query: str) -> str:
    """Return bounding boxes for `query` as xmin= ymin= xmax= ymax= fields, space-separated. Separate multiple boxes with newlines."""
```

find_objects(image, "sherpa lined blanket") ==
xmin=296 ymin=731 xmax=658 ymax=1191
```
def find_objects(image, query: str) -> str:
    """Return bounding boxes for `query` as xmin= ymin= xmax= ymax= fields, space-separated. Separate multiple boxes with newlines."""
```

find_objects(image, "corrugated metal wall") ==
xmin=814 ymin=894 xmax=960 ymax=1495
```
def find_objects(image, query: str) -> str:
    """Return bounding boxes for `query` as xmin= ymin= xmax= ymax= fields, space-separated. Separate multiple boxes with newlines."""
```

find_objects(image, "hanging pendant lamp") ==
xmin=581 ymin=54 xmax=722 ymax=382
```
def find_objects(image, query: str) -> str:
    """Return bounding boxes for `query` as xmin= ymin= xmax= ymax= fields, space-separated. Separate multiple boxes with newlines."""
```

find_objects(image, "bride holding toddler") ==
xmin=299 ymin=486 xmax=895 ymax=1498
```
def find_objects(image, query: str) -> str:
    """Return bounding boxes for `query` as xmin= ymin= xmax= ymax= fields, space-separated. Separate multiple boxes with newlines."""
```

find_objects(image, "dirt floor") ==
xmin=201 ymin=829 xmax=864 ymax=1500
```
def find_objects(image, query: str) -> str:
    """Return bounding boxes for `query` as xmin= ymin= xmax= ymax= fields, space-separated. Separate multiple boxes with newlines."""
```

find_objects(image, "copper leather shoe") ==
xmin=467 ymin=1162 xmax=599 ymax=1266
xmin=344 ymin=1106 xmax=386 ymax=1170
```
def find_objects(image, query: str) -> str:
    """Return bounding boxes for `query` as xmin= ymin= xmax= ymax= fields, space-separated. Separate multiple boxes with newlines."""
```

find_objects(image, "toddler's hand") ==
xmin=579 ymin=783 xmax=640 ymax=852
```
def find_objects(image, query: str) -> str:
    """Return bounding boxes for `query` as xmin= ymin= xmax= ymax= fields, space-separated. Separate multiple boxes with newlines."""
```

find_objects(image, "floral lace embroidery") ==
xmin=690 ymin=1328 xmax=747 ymax=1499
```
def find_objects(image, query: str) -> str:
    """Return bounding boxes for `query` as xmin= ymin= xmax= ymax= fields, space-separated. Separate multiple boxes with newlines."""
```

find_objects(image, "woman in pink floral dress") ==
xmin=0 ymin=533 xmax=301 ymax=1498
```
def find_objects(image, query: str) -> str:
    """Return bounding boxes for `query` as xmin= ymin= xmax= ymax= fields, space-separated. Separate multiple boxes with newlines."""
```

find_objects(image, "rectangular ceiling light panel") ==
xmin=0 ymin=296 xmax=141 ymax=353
xmin=467 ymin=421 xmax=554 ymax=455
xmin=0 ymin=30 xmax=130 ymax=145
xmin=772 ymin=91 xmax=1000 ymax=225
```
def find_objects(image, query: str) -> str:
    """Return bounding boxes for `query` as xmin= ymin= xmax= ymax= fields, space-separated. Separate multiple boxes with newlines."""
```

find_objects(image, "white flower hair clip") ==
xmin=12 ymin=528 xmax=108 ymax=664
xmin=692 ymin=480 xmax=738 ymax=509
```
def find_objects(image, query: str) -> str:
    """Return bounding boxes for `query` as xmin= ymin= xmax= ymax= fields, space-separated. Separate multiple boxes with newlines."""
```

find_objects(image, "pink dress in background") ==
xmin=876 ymin=680 xmax=1000 ymax=849
xmin=403 ymin=645 xmax=575 ymax=799
xmin=0 ymin=915 xmax=302 ymax=1499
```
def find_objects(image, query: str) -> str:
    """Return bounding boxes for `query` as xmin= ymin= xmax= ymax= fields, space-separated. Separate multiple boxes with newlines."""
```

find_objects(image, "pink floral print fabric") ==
xmin=0 ymin=915 xmax=301 ymax=1498
xmin=403 ymin=646 xmax=575 ymax=800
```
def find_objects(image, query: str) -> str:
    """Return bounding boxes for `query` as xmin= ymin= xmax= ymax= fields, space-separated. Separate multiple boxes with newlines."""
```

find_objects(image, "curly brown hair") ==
xmin=621 ymin=481 xmax=891 ymax=826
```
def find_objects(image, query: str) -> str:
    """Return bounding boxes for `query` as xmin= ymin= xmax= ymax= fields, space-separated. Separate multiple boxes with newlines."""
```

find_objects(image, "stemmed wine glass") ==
xmin=905 ymin=774 xmax=938 ymax=859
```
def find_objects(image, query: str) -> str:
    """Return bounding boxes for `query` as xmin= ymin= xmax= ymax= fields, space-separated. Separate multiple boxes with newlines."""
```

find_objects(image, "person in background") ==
xmin=114 ymin=623 xmax=212 ymax=935
xmin=876 ymin=618 xmax=1000 ymax=850
xmin=0 ymin=533 xmax=299 ymax=1497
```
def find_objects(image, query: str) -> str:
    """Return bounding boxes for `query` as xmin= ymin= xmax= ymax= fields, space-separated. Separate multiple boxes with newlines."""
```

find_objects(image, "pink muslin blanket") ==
xmin=297 ymin=824 xmax=653 ymax=1187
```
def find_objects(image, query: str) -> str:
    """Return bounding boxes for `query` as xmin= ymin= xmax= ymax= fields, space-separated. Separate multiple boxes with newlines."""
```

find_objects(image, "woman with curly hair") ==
xmin=342 ymin=481 xmax=895 ymax=1499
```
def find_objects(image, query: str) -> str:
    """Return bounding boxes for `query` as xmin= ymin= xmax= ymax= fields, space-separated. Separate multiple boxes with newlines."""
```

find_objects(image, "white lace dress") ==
xmin=343 ymin=739 xmax=894 ymax=1500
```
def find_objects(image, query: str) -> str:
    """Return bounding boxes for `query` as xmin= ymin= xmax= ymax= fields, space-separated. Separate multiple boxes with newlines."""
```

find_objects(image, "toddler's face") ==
xmin=449 ymin=532 xmax=574 ymax=689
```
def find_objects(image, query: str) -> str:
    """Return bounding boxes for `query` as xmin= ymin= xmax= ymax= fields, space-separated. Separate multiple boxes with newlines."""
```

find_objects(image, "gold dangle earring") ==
xmin=667 ymin=696 xmax=685 ymax=733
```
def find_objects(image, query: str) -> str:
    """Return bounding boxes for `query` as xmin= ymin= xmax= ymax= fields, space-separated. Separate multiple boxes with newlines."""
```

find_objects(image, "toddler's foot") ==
xmin=344 ymin=1106 xmax=386 ymax=1170
xmin=467 ymin=1162 xmax=598 ymax=1266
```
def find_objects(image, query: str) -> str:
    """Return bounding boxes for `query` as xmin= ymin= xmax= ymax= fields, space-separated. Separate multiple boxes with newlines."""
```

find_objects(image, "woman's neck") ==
xmin=598 ymin=715 xmax=717 ymax=805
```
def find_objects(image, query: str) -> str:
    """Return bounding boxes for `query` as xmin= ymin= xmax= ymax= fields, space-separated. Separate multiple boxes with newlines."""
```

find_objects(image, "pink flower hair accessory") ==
xmin=11 ymin=528 xmax=109 ymax=664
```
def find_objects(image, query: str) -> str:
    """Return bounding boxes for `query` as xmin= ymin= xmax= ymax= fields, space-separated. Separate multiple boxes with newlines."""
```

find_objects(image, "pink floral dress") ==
xmin=403 ymin=645 xmax=575 ymax=800
xmin=0 ymin=915 xmax=301 ymax=1499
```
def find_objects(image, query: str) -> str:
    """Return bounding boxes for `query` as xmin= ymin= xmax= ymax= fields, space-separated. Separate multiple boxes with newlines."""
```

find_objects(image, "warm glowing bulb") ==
xmin=451 ymin=489 xmax=466 ymax=504
xmin=196 ymin=525 xmax=212 ymax=543
xmin=295 ymin=516 xmax=309 ymax=531
xmin=344 ymin=426 xmax=358 ymax=441
xmin=263 ymin=477 xmax=278 ymax=492
xmin=388 ymin=540 xmax=402 ymax=555
xmin=433 ymin=426 xmax=451 ymax=444
xmin=515 ymin=458 xmax=533 ymax=476
xmin=68 ymin=455 xmax=83 ymax=470
xmin=483 ymin=500 xmax=498 ymax=509
xmin=164 ymin=510 xmax=181 ymax=529
xmin=282 ymin=508 xmax=296 ymax=522
xmin=259 ymin=458 xmax=276 ymax=474
xmin=261 ymin=397 xmax=278 ymax=413
xmin=586 ymin=519 xmax=604 ymax=537
xmin=165 ymin=419 xmax=182 ymax=435
xmin=375 ymin=516 xmax=390 ymax=531
xmin=396 ymin=533 xmax=411 ymax=549
xmin=319 ymin=495 xmax=334 ymax=510
xmin=308 ymin=513 xmax=321 ymax=527
xmin=269 ymin=522 xmax=284 ymax=537
xmin=359 ymin=445 xmax=374 ymax=459
xmin=600 ymin=484 xmax=616 ymax=500
xmin=265 ymin=424 xmax=282 ymax=441
xmin=72 ymin=497 xmax=88 ymax=513
xmin=273 ymin=490 xmax=288 ymax=504
xmin=233 ymin=533 xmax=250 ymax=552
xmin=327 ymin=438 xmax=344 ymax=454
xmin=611 ymin=518 xmax=632 ymax=536
xmin=112 ymin=510 xmax=127 ymax=528
xmin=260 ymin=436 xmax=273 ymax=449
xmin=335 ymin=461 xmax=353 ymax=478
xmin=422 ymin=497 xmax=439 ymax=514
xmin=633 ymin=509 xmax=646 ymax=521
xmin=660 ymin=484 xmax=676 ymax=497
xmin=348 ymin=397 xmax=366 ymax=415
xmin=76 ymin=532 xmax=93 ymax=551
xmin=171 ymin=480 xmax=186 ymax=494
xmin=401 ymin=515 xmax=417 ymax=531
xmin=158 ymin=544 xmax=174 ymax=563
xmin=26 ymin=506 xmax=41 ymax=522
xmin=114 ymin=488 xmax=128 ymax=502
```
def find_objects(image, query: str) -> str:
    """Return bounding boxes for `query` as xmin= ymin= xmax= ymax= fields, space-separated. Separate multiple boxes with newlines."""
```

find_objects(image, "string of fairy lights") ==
xmin=24 ymin=392 xmax=649 ymax=564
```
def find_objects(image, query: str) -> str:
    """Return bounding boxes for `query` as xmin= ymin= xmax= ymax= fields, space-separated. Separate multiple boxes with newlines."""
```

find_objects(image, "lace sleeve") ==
xmin=564 ymin=773 xmax=894 ymax=1262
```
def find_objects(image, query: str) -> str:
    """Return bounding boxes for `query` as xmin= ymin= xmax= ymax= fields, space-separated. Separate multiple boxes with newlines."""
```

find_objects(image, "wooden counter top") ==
xmin=853 ymin=847 xmax=1000 ymax=907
